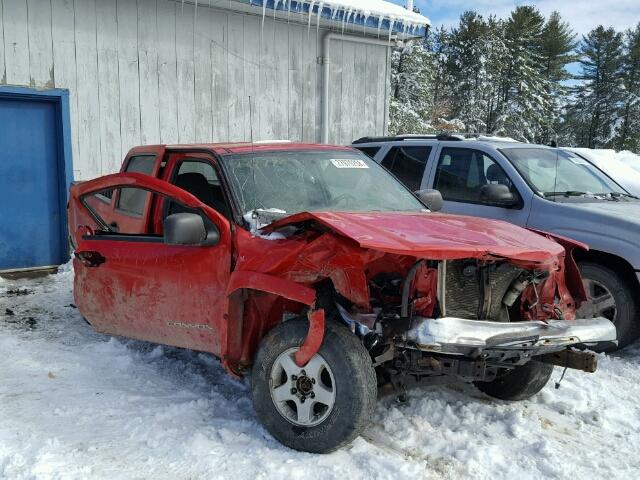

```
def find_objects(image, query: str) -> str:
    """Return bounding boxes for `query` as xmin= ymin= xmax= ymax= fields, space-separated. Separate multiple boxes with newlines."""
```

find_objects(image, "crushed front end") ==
xmin=237 ymin=211 xmax=616 ymax=390
xmin=336 ymin=257 xmax=616 ymax=391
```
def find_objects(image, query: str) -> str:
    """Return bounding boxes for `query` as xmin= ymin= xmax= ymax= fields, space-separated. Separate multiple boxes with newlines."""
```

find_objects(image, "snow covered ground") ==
xmin=1 ymin=266 xmax=640 ymax=480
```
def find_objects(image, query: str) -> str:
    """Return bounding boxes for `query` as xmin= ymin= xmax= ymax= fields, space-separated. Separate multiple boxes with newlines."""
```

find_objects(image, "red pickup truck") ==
xmin=68 ymin=142 xmax=615 ymax=453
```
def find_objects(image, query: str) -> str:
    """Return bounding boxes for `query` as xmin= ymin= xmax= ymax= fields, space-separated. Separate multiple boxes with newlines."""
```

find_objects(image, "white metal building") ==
xmin=0 ymin=0 xmax=428 ymax=271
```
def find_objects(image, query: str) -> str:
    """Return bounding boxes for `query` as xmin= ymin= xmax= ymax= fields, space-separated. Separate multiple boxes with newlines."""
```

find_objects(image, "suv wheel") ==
xmin=577 ymin=262 xmax=639 ymax=351
xmin=251 ymin=318 xmax=377 ymax=453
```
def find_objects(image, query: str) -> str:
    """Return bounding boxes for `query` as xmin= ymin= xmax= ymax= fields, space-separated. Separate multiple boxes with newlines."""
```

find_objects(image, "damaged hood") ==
xmin=263 ymin=211 xmax=567 ymax=266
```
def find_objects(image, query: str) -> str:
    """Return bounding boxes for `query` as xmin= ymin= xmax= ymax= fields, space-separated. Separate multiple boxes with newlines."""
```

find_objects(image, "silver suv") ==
xmin=353 ymin=134 xmax=640 ymax=350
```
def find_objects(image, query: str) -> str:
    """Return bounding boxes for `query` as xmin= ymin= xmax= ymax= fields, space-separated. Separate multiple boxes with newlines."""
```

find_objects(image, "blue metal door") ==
xmin=0 ymin=97 xmax=63 ymax=270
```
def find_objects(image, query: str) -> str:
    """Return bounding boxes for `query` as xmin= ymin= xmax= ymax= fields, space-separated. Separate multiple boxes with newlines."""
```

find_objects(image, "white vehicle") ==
xmin=565 ymin=148 xmax=640 ymax=198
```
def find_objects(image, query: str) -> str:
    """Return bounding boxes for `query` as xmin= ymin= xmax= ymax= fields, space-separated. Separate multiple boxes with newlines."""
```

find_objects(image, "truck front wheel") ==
xmin=474 ymin=361 xmax=554 ymax=401
xmin=251 ymin=318 xmax=377 ymax=453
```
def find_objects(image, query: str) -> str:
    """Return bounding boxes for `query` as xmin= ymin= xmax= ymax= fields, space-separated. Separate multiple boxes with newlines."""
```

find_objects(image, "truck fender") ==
xmin=528 ymin=228 xmax=588 ymax=304
xmin=226 ymin=271 xmax=325 ymax=367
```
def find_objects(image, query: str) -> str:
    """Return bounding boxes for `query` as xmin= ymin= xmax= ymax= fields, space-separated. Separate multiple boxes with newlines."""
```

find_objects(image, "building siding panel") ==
xmin=74 ymin=0 xmax=101 ymax=179
xmin=51 ymin=0 xmax=79 ymax=177
xmin=156 ymin=0 xmax=179 ymax=145
xmin=138 ymin=0 xmax=162 ymax=146
xmin=26 ymin=0 xmax=54 ymax=88
xmin=96 ymin=0 xmax=122 ymax=175
xmin=2 ymin=0 xmax=30 ymax=86
xmin=1 ymin=0 xmax=390 ymax=179
xmin=116 ymin=0 xmax=142 ymax=166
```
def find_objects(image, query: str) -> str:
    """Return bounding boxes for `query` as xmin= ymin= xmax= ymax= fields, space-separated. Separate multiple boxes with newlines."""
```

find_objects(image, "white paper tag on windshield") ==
xmin=330 ymin=158 xmax=369 ymax=169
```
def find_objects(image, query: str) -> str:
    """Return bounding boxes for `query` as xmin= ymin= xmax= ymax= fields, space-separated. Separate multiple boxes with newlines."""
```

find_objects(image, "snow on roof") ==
xmin=239 ymin=0 xmax=430 ymax=37
xmin=306 ymin=0 xmax=430 ymax=26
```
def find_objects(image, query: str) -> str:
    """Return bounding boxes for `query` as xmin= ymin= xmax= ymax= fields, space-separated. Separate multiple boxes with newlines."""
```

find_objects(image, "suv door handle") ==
xmin=75 ymin=250 xmax=106 ymax=268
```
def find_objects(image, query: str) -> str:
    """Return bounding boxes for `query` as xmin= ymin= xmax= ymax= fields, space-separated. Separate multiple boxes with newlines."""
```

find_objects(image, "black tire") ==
xmin=251 ymin=318 xmax=377 ymax=453
xmin=474 ymin=361 xmax=554 ymax=401
xmin=579 ymin=262 xmax=639 ymax=351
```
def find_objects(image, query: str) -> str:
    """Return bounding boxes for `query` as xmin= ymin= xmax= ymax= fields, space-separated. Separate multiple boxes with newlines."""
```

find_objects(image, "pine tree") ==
xmin=569 ymin=26 xmax=625 ymax=148
xmin=385 ymin=7 xmax=613 ymax=148
xmin=429 ymin=26 xmax=455 ymax=130
xmin=616 ymin=23 xmax=640 ymax=151
xmin=388 ymin=36 xmax=435 ymax=135
xmin=494 ymin=6 xmax=551 ymax=142
xmin=446 ymin=11 xmax=503 ymax=133
xmin=482 ymin=16 xmax=508 ymax=133
xmin=539 ymin=12 xmax=577 ymax=143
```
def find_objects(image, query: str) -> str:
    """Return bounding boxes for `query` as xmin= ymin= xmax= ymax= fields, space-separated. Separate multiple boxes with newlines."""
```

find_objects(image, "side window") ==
xmin=84 ymin=189 xmax=117 ymax=222
xmin=355 ymin=146 xmax=381 ymax=159
xmin=92 ymin=188 xmax=114 ymax=204
xmin=84 ymin=188 xmax=161 ymax=236
xmin=176 ymin=160 xmax=220 ymax=185
xmin=117 ymin=187 xmax=148 ymax=217
xmin=116 ymin=155 xmax=157 ymax=216
xmin=380 ymin=146 xmax=432 ymax=191
xmin=434 ymin=148 xmax=515 ymax=203
xmin=168 ymin=160 xmax=231 ymax=219
xmin=124 ymin=155 xmax=156 ymax=174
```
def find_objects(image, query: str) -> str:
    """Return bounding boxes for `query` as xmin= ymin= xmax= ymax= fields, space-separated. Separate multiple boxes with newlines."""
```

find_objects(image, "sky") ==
xmin=388 ymin=0 xmax=640 ymax=35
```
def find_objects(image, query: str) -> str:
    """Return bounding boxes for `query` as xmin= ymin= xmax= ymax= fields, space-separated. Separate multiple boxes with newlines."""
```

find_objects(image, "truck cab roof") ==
xmin=130 ymin=142 xmax=354 ymax=157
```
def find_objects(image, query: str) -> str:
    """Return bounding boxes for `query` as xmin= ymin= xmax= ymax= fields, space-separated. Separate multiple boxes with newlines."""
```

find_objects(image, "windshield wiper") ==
xmin=543 ymin=191 xmax=588 ymax=198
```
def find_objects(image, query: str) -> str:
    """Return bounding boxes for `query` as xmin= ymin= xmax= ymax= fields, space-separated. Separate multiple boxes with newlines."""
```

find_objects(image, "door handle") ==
xmin=75 ymin=250 xmax=106 ymax=267
xmin=109 ymin=222 xmax=119 ymax=232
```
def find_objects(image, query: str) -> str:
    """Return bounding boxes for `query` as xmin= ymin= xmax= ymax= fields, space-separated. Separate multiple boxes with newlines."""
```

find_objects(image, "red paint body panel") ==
xmin=264 ymin=211 xmax=565 ymax=267
xmin=295 ymin=309 xmax=326 ymax=367
xmin=73 ymin=240 xmax=231 ymax=353
xmin=68 ymin=145 xmax=590 ymax=375
xmin=227 ymin=270 xmax=317 ymax=306
xmin=71 ymin=173 xmax=233 ymax=357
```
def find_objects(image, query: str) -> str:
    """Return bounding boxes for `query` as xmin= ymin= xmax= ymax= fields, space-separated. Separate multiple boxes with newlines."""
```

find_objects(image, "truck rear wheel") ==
xmin=474 ymin=361 xmax=553 ymax=401
xmin=577 ymin=262 xmax=639 ymax=351
xmin=251 ymin=317 xmax=377 ymax=453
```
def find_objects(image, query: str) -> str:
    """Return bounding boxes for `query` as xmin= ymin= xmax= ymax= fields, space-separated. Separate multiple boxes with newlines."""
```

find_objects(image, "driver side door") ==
xmin=71 ymin=173 xmax=232 ymax=356
xmin=427 ymin=146 xmax=532 ymax=225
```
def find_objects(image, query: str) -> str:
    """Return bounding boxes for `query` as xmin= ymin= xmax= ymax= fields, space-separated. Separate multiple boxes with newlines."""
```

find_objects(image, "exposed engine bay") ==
xmin=331 ymin=258 xmax=616 ymax=391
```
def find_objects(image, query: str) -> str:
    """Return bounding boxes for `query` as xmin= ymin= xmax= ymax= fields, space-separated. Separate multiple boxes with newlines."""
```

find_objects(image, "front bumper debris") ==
xmin=403 ymin=317 xmax=616 ymax=355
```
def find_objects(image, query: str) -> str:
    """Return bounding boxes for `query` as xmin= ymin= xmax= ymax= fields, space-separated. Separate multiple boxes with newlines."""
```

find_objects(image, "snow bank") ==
xmin=616 ymin=150 xmax=640 ymax=173
xmin=567 ymin=148 xmax=640 ymax=197
xmin=1 ymin=269 xmax=640 ymax=478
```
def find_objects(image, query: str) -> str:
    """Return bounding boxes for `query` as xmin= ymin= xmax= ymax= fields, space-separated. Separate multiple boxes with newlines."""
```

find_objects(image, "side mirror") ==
xmin=415 ymin=189 xmax=444 ymax=212
xmin=164 ymin=213 xmax=219 ymax=246
xmin=480 ymin=184 xmax=518 ymax=207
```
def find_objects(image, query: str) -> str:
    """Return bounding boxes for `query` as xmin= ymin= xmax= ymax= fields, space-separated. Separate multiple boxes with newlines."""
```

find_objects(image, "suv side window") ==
xmin=116 ymin=155 xmax=157 ymax=216
xmin=434 ymin=148 xmax=515 ymax=203
xmin=380 ymin=146 xmax=432 ymax=191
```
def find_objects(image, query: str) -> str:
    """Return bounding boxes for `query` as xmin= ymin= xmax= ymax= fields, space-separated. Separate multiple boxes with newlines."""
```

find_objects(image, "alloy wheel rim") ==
xmin=269 ymin=348 xmax=336 ymax=427
xmin=577 ymin=278 xmax=618 ymax=323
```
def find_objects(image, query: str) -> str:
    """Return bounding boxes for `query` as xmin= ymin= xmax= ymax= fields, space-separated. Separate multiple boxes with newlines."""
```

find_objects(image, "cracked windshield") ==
xmin=224 ymin=150 xmax=426 ymax=225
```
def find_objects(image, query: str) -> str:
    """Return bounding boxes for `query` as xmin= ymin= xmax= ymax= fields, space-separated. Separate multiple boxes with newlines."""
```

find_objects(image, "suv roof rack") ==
xmin=352 ymin=133 xmax=483 ymax=144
